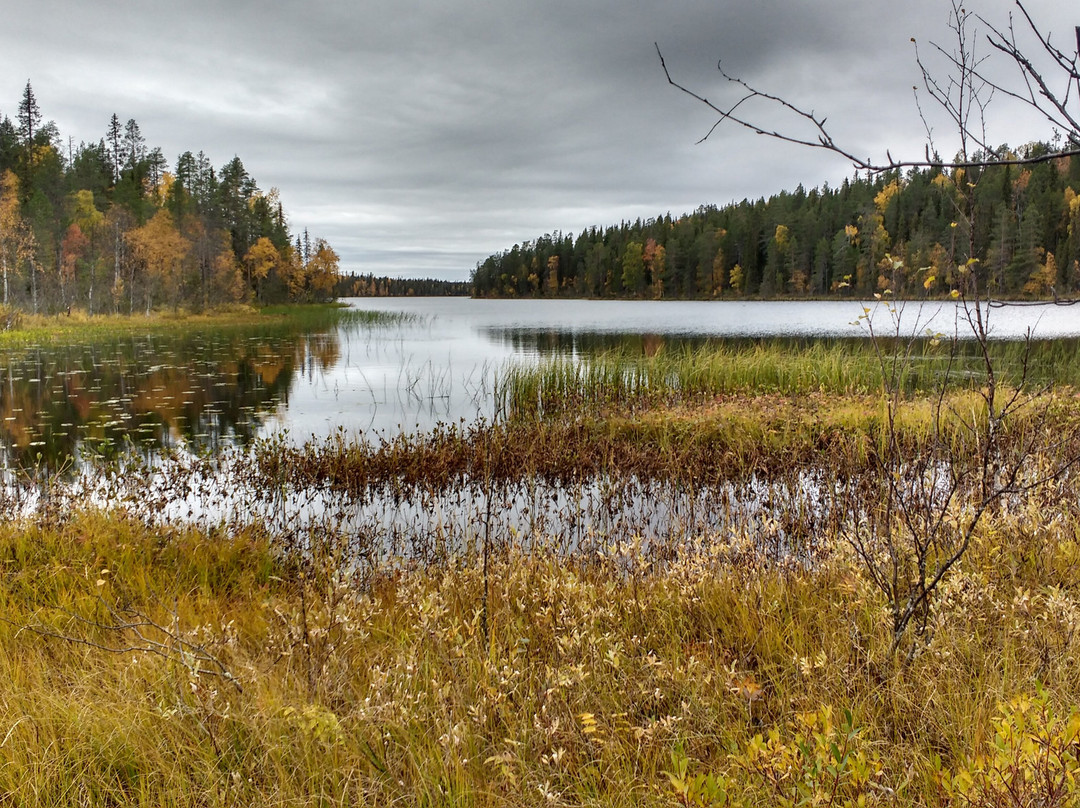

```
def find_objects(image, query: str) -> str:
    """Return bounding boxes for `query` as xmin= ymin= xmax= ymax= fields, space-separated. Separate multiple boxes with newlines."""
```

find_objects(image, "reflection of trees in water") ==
xmin=481 ymin=329 xmax=1080 ymax=394
xmin=0 ymin=326 xmax=345 ymax=471
xmin=480 ymin=328 xmax=808 ymax=356
xmin=482 ymin=329 xmax=682 ymax=356
xmin=479 ymin=328 xmax=841 ymax=356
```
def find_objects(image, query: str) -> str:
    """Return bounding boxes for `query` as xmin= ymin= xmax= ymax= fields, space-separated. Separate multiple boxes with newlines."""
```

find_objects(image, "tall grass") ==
xmin=499 ymin=338 xmax=1080 ymax=419
xmin=260 ymin=303 xmax=422 ymax=331
xmin=2 ymin=490 xmax=1080 ymax=805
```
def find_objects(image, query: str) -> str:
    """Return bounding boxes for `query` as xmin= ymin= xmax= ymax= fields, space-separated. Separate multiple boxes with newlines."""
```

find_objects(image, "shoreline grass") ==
xmin=0 ymin=302 xmax=367 ymax=348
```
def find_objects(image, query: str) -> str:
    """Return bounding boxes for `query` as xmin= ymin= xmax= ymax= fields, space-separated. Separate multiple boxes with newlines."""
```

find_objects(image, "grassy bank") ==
xmin=1 ymin=494 xmax=1079 ymax=805
xmin=0 ymin=302 xmax=372 ymax=348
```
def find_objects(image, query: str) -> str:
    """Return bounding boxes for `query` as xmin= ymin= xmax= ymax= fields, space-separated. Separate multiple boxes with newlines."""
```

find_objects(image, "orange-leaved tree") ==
xmin=127 ymin=209 xmax=191 ymax=313
xmin=243 ymin=236 xmax=281 ymax=303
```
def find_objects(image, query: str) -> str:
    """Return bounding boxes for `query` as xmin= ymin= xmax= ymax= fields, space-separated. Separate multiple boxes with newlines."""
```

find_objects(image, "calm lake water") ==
xmin=3 ymin=297 xmax=1080 ymax=470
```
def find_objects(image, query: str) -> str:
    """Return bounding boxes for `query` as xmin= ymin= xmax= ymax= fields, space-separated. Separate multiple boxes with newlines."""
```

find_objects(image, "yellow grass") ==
xmin=2 ymin=471 xmax=1080 ymax=805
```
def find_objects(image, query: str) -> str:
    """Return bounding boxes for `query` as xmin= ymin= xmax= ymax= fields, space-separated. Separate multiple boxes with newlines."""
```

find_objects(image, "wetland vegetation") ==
xmin=3 ymin=298 xmax=1080 ymax=804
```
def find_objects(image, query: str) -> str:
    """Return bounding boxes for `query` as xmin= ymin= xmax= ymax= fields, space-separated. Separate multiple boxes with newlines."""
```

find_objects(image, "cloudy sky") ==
xmin=1 ymin=0 xmax=1074 ymax=280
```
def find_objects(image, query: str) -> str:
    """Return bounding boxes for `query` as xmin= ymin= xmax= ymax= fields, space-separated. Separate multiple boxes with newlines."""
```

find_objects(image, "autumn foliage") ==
xmin=0 ymin=82 xmax=340 ymax=314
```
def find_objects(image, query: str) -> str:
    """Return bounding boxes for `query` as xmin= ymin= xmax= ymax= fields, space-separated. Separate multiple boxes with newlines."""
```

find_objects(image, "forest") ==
xmin=337 ymin=272 xmax=470 ymax=298
xmin=0 ymin=81 xmax=340 ymax=316
xmin=471 ymin=142 xmax=1080 ymax=301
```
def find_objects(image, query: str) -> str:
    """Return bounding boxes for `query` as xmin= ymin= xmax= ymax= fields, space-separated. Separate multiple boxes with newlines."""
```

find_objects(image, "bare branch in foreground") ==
xmin=18 ymin=598 xmax=243 ymax=692
xmin=656 ymin=0 xmax=1080 ymax=173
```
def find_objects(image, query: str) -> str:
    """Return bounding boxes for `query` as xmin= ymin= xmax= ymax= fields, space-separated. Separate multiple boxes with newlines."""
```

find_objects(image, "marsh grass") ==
xmin=259 ymin=303 xmax=421 ymax=331
xmin=3 ymin=485 xmax=1080 ymax=805
xmin=263 ymin=387 xmax=1067 ymax=497
xmin=498 ymin=339 xmax=1080 ymax=419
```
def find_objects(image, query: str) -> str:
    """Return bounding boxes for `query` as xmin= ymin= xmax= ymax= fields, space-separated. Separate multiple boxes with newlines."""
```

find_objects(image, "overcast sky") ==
xmin=1 ymin=1 xmax=1074 ymax=280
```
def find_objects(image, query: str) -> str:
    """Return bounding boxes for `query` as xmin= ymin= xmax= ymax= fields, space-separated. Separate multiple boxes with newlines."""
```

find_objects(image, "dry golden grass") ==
xmin=1 ymin=476 xmax=1079 ymax=805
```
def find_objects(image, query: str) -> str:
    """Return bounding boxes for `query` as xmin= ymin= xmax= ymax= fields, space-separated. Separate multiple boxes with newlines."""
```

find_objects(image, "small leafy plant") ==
xmin=937 ymin=688 xmax=1080 ymax=808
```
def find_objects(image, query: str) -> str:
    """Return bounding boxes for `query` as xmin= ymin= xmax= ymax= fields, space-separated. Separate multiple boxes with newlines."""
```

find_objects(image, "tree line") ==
xmin=471 ymin=142 xmax=1080 ymax=300
xmin=337 ymin=273 xmax=470 ymax=298
xmin=0 ymin=81 xmax=341 ymax=316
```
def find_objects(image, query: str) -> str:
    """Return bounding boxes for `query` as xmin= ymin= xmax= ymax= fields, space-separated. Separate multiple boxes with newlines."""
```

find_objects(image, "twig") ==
xmin=19 ymin=598 xmax=242 ymax=692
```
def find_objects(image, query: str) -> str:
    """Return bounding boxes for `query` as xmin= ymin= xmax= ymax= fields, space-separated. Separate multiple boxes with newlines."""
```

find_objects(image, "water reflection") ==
xmin=479 ymin=328 xmax=884 ymax=357
xmin=481 ymin=328 xmax=681 ymax=356
xmin=0 ymin=329 xmax=337 ymax=471
xmin=6 ymin=297 xmax=1080 ymax=473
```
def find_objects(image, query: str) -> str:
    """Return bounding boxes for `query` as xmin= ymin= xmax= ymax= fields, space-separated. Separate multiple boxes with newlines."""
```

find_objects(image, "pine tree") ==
xmin=122 ymin=119 xmax=145 ymax=172
xmin=0 ymin=116 xmax=18 ymax=175
xmin=16 ymin=81 xmax=42 ymax=200
xmin=620 ymin=241 xmax=645 ymax=296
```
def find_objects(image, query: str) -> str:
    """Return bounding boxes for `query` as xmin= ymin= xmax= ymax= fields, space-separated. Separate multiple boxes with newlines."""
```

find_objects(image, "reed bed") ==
xmin=498 ymin=339 xmax=1080 ymax=419
xmin=259 ymin=388 xmax=1072 ymax=495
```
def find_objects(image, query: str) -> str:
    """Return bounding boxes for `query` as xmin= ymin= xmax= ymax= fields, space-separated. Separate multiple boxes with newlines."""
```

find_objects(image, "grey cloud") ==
xmin=2 ymin=0 xmax=1073 ymax=280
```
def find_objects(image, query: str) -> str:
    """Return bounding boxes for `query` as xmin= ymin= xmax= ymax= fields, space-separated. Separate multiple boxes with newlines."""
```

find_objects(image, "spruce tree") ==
xmin=106 ymin=114 xmax=122 ymax=184
xmin=16 ymin=81 xmax=40 ymax=147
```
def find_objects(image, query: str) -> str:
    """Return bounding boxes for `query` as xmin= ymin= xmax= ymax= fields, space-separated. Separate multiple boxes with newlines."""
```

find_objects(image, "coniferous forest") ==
xmin=337 ymin=273 xmax=470 ymax=298
xmin=0 ymin=82 xmax=340 ymax=316
xmin=471 ymin=143 xmax=1080 ymax=301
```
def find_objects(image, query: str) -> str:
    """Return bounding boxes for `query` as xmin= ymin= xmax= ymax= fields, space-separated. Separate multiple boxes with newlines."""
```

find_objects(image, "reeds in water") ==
xmin=498 ymin=338 xmax=1080 ymax=419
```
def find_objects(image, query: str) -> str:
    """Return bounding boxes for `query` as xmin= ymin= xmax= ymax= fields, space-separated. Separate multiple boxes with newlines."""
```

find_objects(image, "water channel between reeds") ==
xmin=3 ymin=297 xmax=1079 ymax=556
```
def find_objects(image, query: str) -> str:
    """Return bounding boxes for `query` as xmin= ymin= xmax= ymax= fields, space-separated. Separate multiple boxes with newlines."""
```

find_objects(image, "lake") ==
xmin=2 ymin=297 xmax=1079 ymax=470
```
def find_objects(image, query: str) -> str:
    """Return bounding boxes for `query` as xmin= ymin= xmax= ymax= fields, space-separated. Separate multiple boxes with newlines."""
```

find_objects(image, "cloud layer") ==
xmin=2 ymin=0 xmax=1073 ymax=279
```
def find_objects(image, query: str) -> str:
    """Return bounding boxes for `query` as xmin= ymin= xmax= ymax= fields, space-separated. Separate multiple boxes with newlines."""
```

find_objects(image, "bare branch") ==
xmin=19 ymin=598 xmax=242 ymax=692
xmin=982 ymin=32 xmax=1080 ymax=138
xmin=657 ymin=0 xmax=1080 ymax=172
xmin=656 ymin=42 xmax=876 ymax=170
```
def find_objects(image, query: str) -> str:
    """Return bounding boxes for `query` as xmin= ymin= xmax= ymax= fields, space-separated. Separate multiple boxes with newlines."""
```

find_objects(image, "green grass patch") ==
xmin=498 ymin=339 xmax=1080 ymax=419
xmin=0 ymin=303 xmax=375 ymax=348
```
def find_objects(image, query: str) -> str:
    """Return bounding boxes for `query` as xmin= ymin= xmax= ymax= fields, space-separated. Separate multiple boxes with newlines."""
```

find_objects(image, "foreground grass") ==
xmin=2 ymin=482 xmax=1080 ymax=804
xmin=3 ymin=322 xmax=1080 ymax=804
